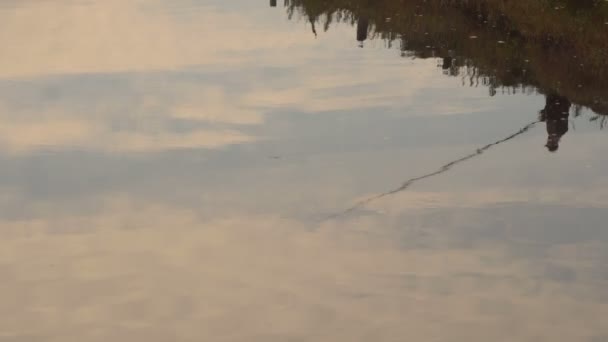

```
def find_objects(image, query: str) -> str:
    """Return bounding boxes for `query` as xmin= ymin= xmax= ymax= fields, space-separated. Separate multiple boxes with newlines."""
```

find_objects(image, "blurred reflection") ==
xmin=280 ymin=0 xmax=608 ymax=152
xmin=334 ymin=120 xmax=539 ymax=218
xmin=356 ymin=17 xmax=369 ymax=46
xmin=0 ymin=1 xmax=607 ymax=341
xmin=541 ymin=94 xmax=571 ymax=152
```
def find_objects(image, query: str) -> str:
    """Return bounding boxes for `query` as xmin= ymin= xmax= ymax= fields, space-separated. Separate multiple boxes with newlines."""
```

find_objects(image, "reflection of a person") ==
xmin=442 ymin=56 xmax=453 ymax=70
xmin=540 ymin=94 xmax=571 ymax=152
xmin=357 ymin=17 xmax=369 ymax=46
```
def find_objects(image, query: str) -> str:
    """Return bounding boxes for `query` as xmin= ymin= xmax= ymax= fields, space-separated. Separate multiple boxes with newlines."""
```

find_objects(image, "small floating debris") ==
xmin=497 ymin=40 xmax=505 ymax=44
xmin=469 ymin=35 xmax=478 ymax=39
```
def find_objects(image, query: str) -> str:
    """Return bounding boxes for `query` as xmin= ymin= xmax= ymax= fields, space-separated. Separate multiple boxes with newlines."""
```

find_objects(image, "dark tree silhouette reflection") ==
xmin=272 ymin=0 xmax=608 ymax=152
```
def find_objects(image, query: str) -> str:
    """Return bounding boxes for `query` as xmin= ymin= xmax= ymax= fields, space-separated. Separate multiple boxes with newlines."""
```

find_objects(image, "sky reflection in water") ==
xmin=0 ymin=1 xmax=607 ymax=341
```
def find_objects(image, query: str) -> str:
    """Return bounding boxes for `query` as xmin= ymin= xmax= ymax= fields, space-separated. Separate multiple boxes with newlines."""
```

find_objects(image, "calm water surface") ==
xmin=1 ymin=1 xmax=607 ymax=341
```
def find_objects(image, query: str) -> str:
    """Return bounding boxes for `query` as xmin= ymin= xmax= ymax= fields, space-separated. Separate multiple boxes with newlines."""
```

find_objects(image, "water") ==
xmin=1 ymin=1 xmax=607 ymax=341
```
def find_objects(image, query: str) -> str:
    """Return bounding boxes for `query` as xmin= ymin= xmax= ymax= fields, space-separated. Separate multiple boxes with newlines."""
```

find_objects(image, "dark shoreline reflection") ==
xmin=272 ymin=0 xmax=608 ymax=152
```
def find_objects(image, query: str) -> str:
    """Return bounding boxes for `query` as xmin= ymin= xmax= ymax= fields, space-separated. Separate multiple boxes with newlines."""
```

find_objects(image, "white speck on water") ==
xmin=497 ymin=40 xmax=505 ymax=44
xmin=469 ymin=35 xmax=478 ymax=39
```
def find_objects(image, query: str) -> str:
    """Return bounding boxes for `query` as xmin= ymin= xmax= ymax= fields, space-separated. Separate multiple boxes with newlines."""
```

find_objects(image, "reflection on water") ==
xmin=542 ymin=94 xmax=571 ymax=152
xmin=1 ymin=0 xmax=607 ymax=341
xmin=281 ymin=0 xmax=608 ymax=152
xmin=334 ymin=120 xmax=540 ymax=218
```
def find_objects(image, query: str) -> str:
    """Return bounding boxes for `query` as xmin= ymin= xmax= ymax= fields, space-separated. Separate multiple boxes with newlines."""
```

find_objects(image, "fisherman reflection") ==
xmin=441 ymin=53 xmax=459 ymax=77
xmin=540 ymin=93 xmax=571 ymax=152
xmin=356 ymin=17 xmax=369 ymax=47
xmin=442 ymin=57 xmax=453 ymax=70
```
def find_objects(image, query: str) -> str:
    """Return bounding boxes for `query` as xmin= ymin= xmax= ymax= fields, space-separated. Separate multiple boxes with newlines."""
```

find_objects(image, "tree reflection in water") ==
xmin=273 ymin=0 xmax=608 ymax=150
